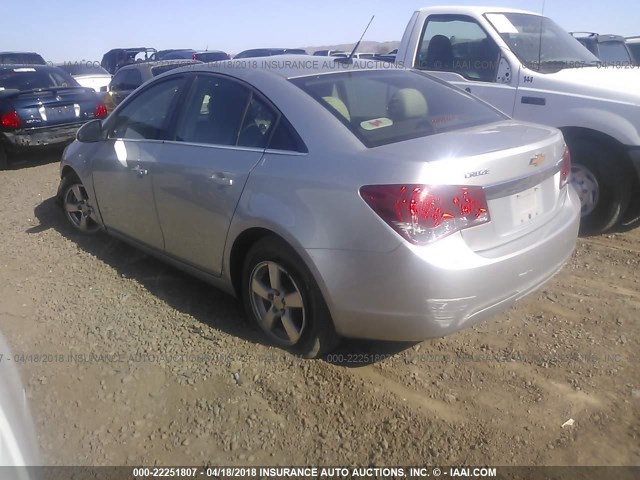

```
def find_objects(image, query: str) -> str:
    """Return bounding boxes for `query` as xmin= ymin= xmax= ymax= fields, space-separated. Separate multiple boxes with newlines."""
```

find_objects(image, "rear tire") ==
xmin=242 ymin=236 xmax=340 ymax=359
xmin=567 ymin=138 xmax=631 ymax=236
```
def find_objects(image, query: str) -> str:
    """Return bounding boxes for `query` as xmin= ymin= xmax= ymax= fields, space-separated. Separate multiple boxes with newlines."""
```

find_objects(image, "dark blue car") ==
xmin=0 ymin=65 xmax=108 ymax=169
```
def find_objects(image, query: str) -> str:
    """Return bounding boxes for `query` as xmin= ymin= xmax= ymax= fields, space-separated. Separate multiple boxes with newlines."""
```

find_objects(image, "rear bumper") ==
xmin=307 ymin=187 xmax=581 ymax=342
xmin=2 ymin=124 xmax=82 ymax=152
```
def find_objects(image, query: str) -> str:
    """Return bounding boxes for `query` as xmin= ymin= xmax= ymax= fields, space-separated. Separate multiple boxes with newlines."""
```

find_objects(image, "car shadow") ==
xmin=6 ymin=148 xmax=64 ymax=170
xmin=29 ymin=196 xmax=413 ymax=366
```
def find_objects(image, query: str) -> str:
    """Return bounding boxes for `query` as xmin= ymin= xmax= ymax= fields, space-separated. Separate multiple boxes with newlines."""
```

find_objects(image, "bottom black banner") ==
xmin=0 ymin=466 xmax=638 ymax=480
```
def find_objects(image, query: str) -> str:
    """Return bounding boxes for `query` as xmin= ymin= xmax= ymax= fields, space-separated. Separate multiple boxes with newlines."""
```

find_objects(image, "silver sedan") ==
xmin=58 ymin=57 xmax=581 ymax=358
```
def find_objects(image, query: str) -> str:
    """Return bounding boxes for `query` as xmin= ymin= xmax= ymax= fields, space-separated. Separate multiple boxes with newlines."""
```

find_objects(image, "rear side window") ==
xmin=291 ymin=70 xmax=505 ymax=148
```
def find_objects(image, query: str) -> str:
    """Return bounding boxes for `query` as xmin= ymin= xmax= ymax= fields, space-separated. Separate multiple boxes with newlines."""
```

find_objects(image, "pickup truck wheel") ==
xmin=0 ymin=148 xmax=8 ymax=170
xmin=568 ymin=139 xmax=631 ymax=235
xmin=242 ymin=236 xmax=340 ymax=359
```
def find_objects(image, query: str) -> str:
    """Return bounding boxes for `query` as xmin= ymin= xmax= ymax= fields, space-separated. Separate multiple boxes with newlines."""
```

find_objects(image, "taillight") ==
xmin=192 ymin=53 xmax=197 ymax=60
xmin=0 ymin=110 xmax=22 ymax=129
xmin=559 ymin=144 xmax=571 ymax=189
xmin=360 ymin=184 xmax=490 ymax=245
xmin=95 ymin=103 xmax=108 ymax=118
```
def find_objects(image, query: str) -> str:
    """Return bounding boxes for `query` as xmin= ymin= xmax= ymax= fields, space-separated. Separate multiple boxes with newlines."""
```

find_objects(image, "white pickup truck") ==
xmin=396 ymin=6 xmax=640 ymax=234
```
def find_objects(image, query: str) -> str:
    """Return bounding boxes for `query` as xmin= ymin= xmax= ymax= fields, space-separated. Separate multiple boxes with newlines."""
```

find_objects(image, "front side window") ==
xmin=415 ymin=15 xmax=501 ymax=82
xmin=485 ymin=12 xmax=599 ymax=72
xmin=291 ymin=70 xmax=505 ymax=148
xmin=108 ymin=77 xmax=184 ymax=140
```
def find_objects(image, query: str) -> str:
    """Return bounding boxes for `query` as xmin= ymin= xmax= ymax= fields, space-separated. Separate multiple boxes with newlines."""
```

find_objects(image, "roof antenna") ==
xmin=336 ymin=15 xmax=375 ymax=64
xmin=536 ymin=0 xmax=546 ymax=71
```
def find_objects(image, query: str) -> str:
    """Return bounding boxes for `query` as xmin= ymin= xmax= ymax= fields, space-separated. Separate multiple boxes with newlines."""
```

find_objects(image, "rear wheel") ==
xmin=242 ymin=237 xmax=340 ymax=358
xmin=60 ymin=174 xmax=101 ymax=234
xmin=567 ymin=138 xmax=631 ymax=235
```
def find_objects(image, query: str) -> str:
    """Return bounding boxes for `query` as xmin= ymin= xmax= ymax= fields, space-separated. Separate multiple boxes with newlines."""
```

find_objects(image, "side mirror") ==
xmin=77 ymin=119 xmax=103 ymax=143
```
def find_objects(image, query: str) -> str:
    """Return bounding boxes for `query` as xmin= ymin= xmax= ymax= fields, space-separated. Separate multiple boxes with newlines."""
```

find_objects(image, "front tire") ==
xmin=567 ymin=138 xmax=631 ymax=235
xmin=60 ymin=174 xmax=101 ymax=235
xmin=242 ymin=237 xmax=340 ymax=358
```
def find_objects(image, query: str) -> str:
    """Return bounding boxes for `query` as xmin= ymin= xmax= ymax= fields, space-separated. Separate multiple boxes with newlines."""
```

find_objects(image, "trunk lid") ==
xmin=6 ymin=87 xmax=101 ymax=128
xmin=370 ymin=121 xmax=568 ymax=251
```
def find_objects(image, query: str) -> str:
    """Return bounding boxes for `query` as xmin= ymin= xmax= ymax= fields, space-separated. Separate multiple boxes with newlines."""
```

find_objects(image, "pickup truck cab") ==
xmin=396 ymin=6 xmax=640 ymax=234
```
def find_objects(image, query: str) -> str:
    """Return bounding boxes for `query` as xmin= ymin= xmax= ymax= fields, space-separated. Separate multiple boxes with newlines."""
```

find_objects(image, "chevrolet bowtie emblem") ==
xmin=529 ymin=153 xmax=545 ymax=167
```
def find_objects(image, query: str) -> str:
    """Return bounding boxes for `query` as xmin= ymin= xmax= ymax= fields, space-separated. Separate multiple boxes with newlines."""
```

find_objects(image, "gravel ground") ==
xmin=0 ymin=155 xmax=638 ymax=467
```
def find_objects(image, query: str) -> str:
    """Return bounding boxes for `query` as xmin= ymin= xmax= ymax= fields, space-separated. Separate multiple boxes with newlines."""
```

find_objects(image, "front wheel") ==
xmin=242 ymin=237 xmax=340 ymax=358
xmin=567 ymin=138 xmax=631 ymax=235
xmin=60 ymin=175 xmax=102 ymax=234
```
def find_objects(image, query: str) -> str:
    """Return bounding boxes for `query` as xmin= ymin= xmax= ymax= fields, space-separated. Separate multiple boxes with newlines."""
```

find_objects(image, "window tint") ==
xmin=117 ymin=69 xmax=143 ymax=89
xmin=291 ymin=70 xmax=505 ymax=148
xmin=268 ymin=117 xmax=307 ymax=152
xmin=108 ymin=77 xmax=183 ymax=140
xmin=174 ymin=75 xmax=251 ymax=146
xmin=237 ymin=95 xmax=277 ymax=148
xmin=416 ymin=15 xmax=500 ymax=82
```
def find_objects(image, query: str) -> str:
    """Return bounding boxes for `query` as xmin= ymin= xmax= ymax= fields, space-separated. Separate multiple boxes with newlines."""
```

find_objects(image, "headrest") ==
xmin=387 ymin=88 xmax=429 ymax=120
xmin=322 ymin=96 xmax=351 ymax=121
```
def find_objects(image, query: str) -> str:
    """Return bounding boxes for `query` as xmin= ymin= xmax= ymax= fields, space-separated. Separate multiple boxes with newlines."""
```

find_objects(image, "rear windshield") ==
xmin=598 ymin=42 xmax=633 ymax=65
xmin=0 ymin=53 xmax=47 ymax=65
xmin=151 ymin=63 xmax=196 ymax=76
xmin=290 ymin=70 xmax=505 ymax=148
xmin=0 ymin=68 xmax=78 ymax=90
xmin=58 ymin=63 xmax=110 ymax=76
xmin=195 ymin=52 xmax=229 ymax=62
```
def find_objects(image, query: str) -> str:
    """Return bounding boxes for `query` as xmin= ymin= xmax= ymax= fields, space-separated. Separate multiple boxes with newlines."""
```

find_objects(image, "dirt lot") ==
xmin=0 ymin=155 xmax=638 ymax=467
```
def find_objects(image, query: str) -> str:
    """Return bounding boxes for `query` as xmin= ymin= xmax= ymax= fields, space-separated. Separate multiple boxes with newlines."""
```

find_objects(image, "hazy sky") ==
xmin=1 ymin=0 xmax=638 ymax=62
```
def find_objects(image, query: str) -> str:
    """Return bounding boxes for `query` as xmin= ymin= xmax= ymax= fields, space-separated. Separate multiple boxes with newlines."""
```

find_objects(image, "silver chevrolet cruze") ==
xmin=58 ymin=57 xmax=581 ymax=357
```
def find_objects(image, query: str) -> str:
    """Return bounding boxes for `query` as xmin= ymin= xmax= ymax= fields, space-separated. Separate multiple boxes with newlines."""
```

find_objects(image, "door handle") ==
xmin=209 ymin=173 xmax=233 ymax=186
xmin=465 ymin=87 xmax=471 ymax=93
xmin=131 ymin=165 xmax=148 ymax=177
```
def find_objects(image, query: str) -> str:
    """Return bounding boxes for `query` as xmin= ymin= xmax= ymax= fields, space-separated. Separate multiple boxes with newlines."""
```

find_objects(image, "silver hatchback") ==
xmin=58 ymin=57 xmax=580 ymax=357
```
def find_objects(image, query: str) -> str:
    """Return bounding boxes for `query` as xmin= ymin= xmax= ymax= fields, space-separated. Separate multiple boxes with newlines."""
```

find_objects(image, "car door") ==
xmin=413 ymin=14 xmax=518 ymax=116
xmin=151 ymin=74 xmax=273 ymax=275
xmin=91 ymin=75 xmax=188 ymax=249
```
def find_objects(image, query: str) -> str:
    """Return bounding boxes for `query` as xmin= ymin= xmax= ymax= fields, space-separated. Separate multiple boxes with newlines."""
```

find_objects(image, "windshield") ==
xmin=291 ymin=70 xmax=505 ymax=148
xmin=485 ymin=13 xmax=599 ymax=72
xmin=0 ymin=67 xmax=78 ymax=90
